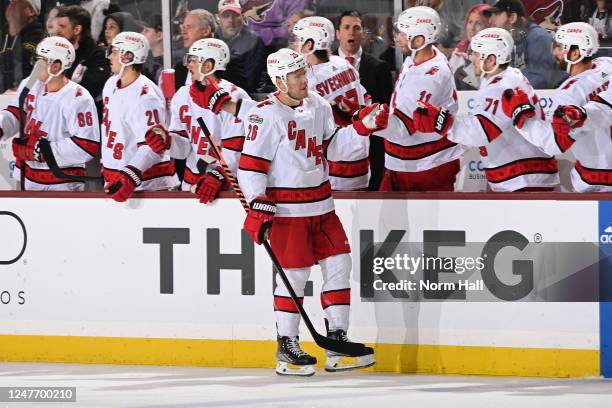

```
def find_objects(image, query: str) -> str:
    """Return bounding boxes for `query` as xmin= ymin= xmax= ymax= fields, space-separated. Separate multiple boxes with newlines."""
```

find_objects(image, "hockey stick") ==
xmin=37 ymin=138 xmax=103 ymax=182
xmin=196 ymin=117 xmax=371 ymax=357
xmin=17 ymin=60 xmax=45 ymax=190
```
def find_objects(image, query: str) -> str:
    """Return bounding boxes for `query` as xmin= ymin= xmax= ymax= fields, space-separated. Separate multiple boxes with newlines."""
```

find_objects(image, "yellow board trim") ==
xmin=0 ymin=335 xmax=599 ymax=378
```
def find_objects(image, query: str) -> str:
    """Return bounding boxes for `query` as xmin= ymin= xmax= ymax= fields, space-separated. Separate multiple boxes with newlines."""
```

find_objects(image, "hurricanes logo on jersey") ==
xmin=425 ymin=66 xmax=439 ymax=76
xmin=287 ymin=120 xmax=324 ymax=166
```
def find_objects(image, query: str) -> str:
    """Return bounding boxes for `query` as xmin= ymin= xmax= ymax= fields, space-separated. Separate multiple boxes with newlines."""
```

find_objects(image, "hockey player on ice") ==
xmin=374 ymin=7 xmax=466 ymax=192
xmin=0 ymin=36 xmax=100 ymax=191
xmin=190 ymin=48 xmax=388 ymax=376
xmin=100 ymin=32 xmax=179 ymax=202
xmin=502 ymin=22 xmax=612 ymax=192
xmin=413 ymin=27 xmax=561 ymax=192
xmin=290 ymin=16 xmax=370 ymax=191
xmin=144 ymin=38 xmax=251 ymax=203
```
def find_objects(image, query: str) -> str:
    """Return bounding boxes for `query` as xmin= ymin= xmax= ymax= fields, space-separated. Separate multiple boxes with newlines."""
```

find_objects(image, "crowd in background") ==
xmin=2 ymin=0 xmax=611 ymax=97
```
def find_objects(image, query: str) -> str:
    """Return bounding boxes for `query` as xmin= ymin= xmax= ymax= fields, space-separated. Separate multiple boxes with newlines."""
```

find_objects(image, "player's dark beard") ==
xmin=555 ymin=57 xmax=568 ymax=71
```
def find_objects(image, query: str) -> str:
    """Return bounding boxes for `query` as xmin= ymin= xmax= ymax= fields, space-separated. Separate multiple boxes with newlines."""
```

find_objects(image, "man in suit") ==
xmin=174 ymin=8 xmax=247 ymax=91
xmin=334 ymin=10 xmax=393 ymax=190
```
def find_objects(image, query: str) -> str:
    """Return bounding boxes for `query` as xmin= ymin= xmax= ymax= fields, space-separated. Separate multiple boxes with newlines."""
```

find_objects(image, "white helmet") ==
xmin=267 ymin=48 xmax=306 ymax=92
xmin=555 ymin=22 xmax=599 ymax=72
xmin=110 ymin=31 xmax=149 ymax=65
xmin=35 ymin=36 xmax=75 ymax=77
xmin=184 ymin=38 xmax=230 ymax=77
xmin=395 ymin=6 xmax=441 ymax=52
xmin=291 ymin=16 xmax=335 ymax=54
xmin=470 ymin=28 xmax=514 ymax=75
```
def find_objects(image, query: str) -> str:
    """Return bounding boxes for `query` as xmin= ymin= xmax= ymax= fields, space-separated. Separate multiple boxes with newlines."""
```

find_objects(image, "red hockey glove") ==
xmin=193 ymin=166 xmax=227 ymax=204
xmin=352 ymin=103 xmax=390 ymax=136
xmin=244 ymin=196 xmax=276 ymax=245
xmin=502 ymin=87 xmax=535 ymax=129
xmin=552 ymin=105 xmax=587 ymax=142
xmin=145 ymin=124 xmax=171 ymax=155
xmin=12 ymin=137 xmax=42 ymax=162
xmin=104 ymin=165 xmax=142 ymax=203
xmin=189 ymin=80 xmax=231 ymax=114
xmin=332 ymin=96 xmax=361 ymax=126
xmin=413 ymin=101 xmax=454 ymax=135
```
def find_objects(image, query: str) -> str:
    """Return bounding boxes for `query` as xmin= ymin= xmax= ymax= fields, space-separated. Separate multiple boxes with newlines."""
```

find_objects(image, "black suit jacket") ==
xmin=333 ymin=50 xmax=393 ymax=191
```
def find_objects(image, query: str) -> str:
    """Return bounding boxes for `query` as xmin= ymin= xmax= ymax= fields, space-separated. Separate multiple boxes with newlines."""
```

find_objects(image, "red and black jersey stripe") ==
xmin=328 ymin=158 xmax=369 ymax=178
xmin=102 ymin=161 xmax=176 ymax=182
xmin=394 ymin=108 xmax=416 ymax=135
xmin=485 ymin=157 xmax=558 ymax=184
xmin=17 ymin=162 xmax=85 ymax=185
xmin=71 ymin=136 xmax=100 ymax=157
xmin=384 ymin=137 xmax=457 ymax=161
xmin=266 ymin=181 xmax=332 ymax=204
xmin=239 ymin=153 xmax=271 ymax=174
xmin=575 ymin=161 xmax=612 ymax=186
xmin=475 ymin=114 xmax=503 ymax=143
xmin=222 ymin=136 xmax=245 ymax=152
xmin=5 ymin=105 xmax=21 ymax=120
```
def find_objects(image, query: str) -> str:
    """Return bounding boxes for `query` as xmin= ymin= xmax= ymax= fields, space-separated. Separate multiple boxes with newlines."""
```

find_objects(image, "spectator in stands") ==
xmin=334 ymin=10 xmax=393 ymax=190
xmin=142 ymin=13 xmax=164 ymax=84
xmin=0 ymin=0 xmax=44 ymax=93
xmin=99 ymin=11 xmax=142 ymax=46
xmin=46 ymin=6 xmax=60 ymax=36
xmin=56 ymin=5 xmax=110 ymax=117
xmin=173 ymin=9 xmax=247 ymax=91
xmin=287 ymin=9 xmax=315 ymax=34
xmin=590 ymin=0 xmax=612 ymax=42
xmin=486 ymin=0 xmax=555 ymax=89
xmin=215 ymin=0 xmax=266 ymax=93
xmin=449 ymin=3 xmax=491 ymax=90
xmin=241 ymin=0 xmax=316 ymax=50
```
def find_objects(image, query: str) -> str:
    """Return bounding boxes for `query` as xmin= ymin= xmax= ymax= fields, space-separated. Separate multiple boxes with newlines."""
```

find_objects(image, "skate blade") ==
xmin=325 ymin=354 xmax=376 ymax=372
xmin=276 ymin=361 xmax=316 ymax=377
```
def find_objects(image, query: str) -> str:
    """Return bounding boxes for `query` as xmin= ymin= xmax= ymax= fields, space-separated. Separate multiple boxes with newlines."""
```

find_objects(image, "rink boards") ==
xmin=0 ymin=192 xmax=611 ymax=378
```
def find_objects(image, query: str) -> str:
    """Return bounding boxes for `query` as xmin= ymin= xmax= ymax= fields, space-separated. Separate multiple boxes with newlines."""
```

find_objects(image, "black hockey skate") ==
xmin=325 ymin=325 xmax=375 ymax=372
xmin=276 ymin=336 xmax=317 ymax=377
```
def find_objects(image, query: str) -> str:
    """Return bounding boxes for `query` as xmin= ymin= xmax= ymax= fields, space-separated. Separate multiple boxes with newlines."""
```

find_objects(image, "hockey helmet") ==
xmin=470 ymin=28 xmax=514 ymax=75
xmin=183 ymin=38 xmax=230 ymax=77
xmin=35 ymin=36 xmax=75 ymax=75
xmin=108 ymin=31 xmax=149 ymax=65
xmin=291 ymin=16 xmax=335 ymax=54
xmin=555 ymin=22 xmax=599 ymax=71
xmin=394 ymin=6 xmax=441 ymax=52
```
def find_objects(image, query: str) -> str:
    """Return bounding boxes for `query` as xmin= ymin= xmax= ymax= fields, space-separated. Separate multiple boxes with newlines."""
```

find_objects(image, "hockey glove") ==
xmin=189 ymin=80 xmax=231 ymax=114
xmin=145 ymin=124 xmax=171 ymax=155
xmin=332 ymin=96 xmax=361 ymax=126
xmin=193 ymin=166 xmax=227 ymax=204
xmin=502 ymin=87 xmax=535 ymax=129
xmin=552 ymin=105 xmax=587 ymax=143
xmin=244 ymin=196 xmax=276 ymax=245
xmin=413 ymin=102 xmax=454 ymax=135
xmin=104 ymin=165 xmax=142 ymax=203
xmin=352 ymin=103 xmax=390 ymax=136
xmin=12 ymin=136 xmax=42 ymax=162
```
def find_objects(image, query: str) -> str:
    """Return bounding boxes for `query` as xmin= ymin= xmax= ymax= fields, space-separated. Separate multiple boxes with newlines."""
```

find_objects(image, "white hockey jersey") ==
xmin=375 ymin=47 xmax=466 ymax=172
xmin=520 ymin=57 xmax=612 ymax=192
xmin=583 ymin=87 xmax=612 ymax=128
xmin=307 ymin=55 xmax=370 ymax=190
xmin=167 ymin=79 xmax=251 ymax=190
xmin=237 ymin=91 xmax=369 ymax=217
xmin=449 ymin=67 xmax=560 ymax=192
xmin=101 ymin=74 xmax=179 ymax=191
xmin=0 ymin=78 xmax=100 ymax=191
